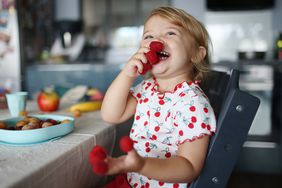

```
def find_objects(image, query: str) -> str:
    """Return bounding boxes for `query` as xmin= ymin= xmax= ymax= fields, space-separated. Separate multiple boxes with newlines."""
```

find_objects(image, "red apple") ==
xmin=37 ymin=90 xmax=60 ymax=112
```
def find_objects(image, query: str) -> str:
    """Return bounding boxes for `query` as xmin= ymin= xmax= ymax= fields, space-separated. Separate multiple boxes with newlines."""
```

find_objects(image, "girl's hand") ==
xmin=105 ymin=149 xmax=145 ymax=175
xmin=123 ymin=47 xmax=150 ymax=78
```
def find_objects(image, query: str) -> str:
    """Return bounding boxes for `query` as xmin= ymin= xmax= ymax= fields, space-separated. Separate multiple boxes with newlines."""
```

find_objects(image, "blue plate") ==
xmin=0 ymin=114 xmax=74 ymax=145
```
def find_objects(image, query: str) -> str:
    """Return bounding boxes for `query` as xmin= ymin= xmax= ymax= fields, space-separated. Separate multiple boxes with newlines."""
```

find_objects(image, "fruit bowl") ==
xmin=0 ymin=114 xmax=74 ymax=145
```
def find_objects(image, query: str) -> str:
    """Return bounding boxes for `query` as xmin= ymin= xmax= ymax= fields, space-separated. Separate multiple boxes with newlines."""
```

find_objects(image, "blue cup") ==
xmin=6 ymin=92 xmax=28 ymax=117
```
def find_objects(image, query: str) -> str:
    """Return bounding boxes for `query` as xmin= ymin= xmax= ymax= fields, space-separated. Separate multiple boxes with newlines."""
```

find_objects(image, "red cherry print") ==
xmin=134 ymin=183 xmax=138 ymax=188
xmin=167 ymin=112 xmax=171 ymax=117
xmin=179 ymin=130 xmax=183 ymax=136
xmin=144 ymin=121 xmax=148 ymax=126
xmin=173 ymin=123 xmax=178 ymax=127
xmin=131 ymin=129 xmax=134 ymax=133
xmin=139 ymin=99 xmax=143 ymax=104
xmin=141 ymin=185 xmax=145 ymax=188
xmin=146 ymin=147 xmax=151 ymax=152
xmin=154 ymin=126 xmax=160 ymax=132
xmin=159 ymin=182 xmax=165 ymax=186
xmin=165 ymin=152 xmax=171 ymax=158
xmin=201 ymin=122 xmax=207 ymax=129
xmin=189 ymin=106 xmax=196 ymax=112
xmin=155 ymin=112 xmax=161 ymax=117
xmin=173 ymin=183 xmax=179 ymax=188
xmin=179 ymin=92 xmax=185 ymax=97
xmin=145 ymin=83 xmax=151 ymax=90
xmin=136 ymin=93 xmax=141 ymax=98
xmin=147 ymin=110 xmax=150 ymax=117
xmin=191 ymin=116 xmax=197 ymax=123
xmin=204 ymin=107 xmax=209 ymax=113
xmin=145 ymin=142 xmax=150 ymax=147
xmin=159 ymin=99 xmax=165 ymax=105
xmin=145 ymin=182 xmax=150 ymax=188
xmin=136 ymin=115 xmax=140 ymax=120
xmin=151 ymin=135 xmax=157 ymax=140
xmin=143 ymin=98 xmax=149 ymax=103
xmin=165 ymin=111 xmax=171 ymax=121
xmin=188 ymin=123 xmax=194 ymax=128
xmin=207 ymin=124 xmax=211 ymax=130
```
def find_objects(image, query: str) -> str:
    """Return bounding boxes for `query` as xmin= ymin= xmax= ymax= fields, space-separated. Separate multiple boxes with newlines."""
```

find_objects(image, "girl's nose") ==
xmin=152 ymin=37 xmax=164 ymax=43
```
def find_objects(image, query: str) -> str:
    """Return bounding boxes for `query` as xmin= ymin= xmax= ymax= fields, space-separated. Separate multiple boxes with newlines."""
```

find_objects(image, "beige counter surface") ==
xmin=0 ymin=101 xmax=115 ymax=188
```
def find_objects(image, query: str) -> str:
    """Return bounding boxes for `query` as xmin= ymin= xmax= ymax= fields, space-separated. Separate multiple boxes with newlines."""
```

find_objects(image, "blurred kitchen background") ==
xmin=1 ymin=0 xmax=282 ymax=187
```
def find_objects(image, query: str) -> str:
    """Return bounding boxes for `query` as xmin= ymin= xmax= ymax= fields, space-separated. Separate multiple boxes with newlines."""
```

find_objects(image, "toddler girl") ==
xmin=101 ymin=6 xmax=216 ymax=188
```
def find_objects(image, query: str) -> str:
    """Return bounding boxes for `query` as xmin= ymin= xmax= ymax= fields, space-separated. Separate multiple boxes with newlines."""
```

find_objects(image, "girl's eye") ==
xmin=167 ymin=31 xmax=176 ymax=36
xmin=144 ymin=35 xmax=153 ymax=40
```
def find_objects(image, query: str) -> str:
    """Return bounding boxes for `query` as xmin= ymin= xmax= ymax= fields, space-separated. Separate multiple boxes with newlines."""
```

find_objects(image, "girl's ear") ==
xmin=191 ymin=46 xmax=207 ymax=63
xmin=198 ymin=46 xmax=207 ymax=60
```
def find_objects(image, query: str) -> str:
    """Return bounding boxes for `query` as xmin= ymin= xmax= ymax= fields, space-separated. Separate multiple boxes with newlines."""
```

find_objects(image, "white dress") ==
xmin=128 ymin=78 xmax=216 ymax=188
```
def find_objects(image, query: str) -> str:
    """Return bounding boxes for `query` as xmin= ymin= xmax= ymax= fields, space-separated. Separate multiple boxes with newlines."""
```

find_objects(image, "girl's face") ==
xmin=141 ymin=15 xmax=195 ymax=79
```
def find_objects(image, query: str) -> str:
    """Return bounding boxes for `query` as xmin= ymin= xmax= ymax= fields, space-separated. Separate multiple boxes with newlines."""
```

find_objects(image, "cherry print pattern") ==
xmin=128 ymin=78 xmax=216 ymax=188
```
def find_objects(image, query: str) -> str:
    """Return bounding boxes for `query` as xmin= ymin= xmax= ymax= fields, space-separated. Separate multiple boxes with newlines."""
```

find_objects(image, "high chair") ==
xmin=190 ymin=69 xmax=260 ymax=188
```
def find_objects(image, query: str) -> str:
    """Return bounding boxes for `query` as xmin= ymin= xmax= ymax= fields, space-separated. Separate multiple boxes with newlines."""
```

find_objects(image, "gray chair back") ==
xmin=190 ymin=69 xmax=260 ymax=188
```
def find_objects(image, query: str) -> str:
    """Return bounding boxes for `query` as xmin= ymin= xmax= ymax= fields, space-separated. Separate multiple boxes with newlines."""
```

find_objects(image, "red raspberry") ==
xmin=139 ymin=62 xmax=152 ymax=75
xmin=139 ymin=41 xmax=164 ymax=74
xmin=119 ymin=136 xmax=134 ymax=153
xmin=92 ymin=160 xmax=108 ymax=176
xmin=88 ymin=145 xmax=107 ymax=165
xmin=145 ymin=50 xmax=159 ymax=64
xmin=150 ymin=41 xmax=164 ymax=52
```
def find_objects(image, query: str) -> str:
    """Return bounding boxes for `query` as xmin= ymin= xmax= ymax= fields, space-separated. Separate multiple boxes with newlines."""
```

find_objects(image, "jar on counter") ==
xmin=0 ymin=88 xmax=8 ymax=109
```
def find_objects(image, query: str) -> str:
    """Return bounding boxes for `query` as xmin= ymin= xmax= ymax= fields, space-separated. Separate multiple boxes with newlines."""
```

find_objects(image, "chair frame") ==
xmin=190 ymin=69 xmax=260 ymax=188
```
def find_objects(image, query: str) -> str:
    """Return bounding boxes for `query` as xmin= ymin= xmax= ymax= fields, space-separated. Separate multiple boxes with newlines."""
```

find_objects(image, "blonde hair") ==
xmin=147 ymin=6 xmax=212 ymax=80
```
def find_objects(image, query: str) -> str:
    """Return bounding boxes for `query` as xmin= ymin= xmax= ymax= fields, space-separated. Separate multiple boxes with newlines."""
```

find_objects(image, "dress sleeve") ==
xmin=173 ymin=94 xmax=217 ymax=145
xmin=130 ymin=80 xmax=145 ymax=101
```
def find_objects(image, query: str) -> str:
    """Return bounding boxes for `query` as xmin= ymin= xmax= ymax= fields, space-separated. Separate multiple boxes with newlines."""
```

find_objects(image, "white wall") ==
xmin=0 ymin=8 xmax=21 ymax=91
xmin=172 ymin=0 xmax=282 ymax=62
xmin=172 ymin=0 xmax=205 ymax=23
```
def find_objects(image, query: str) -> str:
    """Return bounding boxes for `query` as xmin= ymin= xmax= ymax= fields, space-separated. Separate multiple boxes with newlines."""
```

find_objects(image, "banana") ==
xmin=69 ymin=101 xmax=102 ymax=112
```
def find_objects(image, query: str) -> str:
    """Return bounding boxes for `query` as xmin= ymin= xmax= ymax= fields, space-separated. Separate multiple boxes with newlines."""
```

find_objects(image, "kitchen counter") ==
xmin=0 ymin=101 xmax=116 ymax=188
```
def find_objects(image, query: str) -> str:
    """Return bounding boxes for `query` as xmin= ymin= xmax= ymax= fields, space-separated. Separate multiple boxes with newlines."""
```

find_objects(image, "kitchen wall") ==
xmin=0 ymin=3 xmax=21 ymax=92
xmin=173 ymin=0 xmax=282 ymax=63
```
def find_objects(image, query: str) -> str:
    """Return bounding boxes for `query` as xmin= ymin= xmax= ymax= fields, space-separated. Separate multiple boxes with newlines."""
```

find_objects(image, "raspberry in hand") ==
xmin=139 ymin=41 xmax=164 ymax=74
xmin=139 ymin=62 xmax=152 ymax=75
xmin=150 ymin=41 xmax=164 ymax=52
xmin=145 ymin=50 xmax=159 ymax=64
xmin=89 ymin=145 xmax=107 ymax=164
xmin=92 ymin=160 xmax=109 ymax=176
xmin=88 ymin=145 xmax=109 ymax=175
xmin=119 ymin=136 xmax=134 ymax=153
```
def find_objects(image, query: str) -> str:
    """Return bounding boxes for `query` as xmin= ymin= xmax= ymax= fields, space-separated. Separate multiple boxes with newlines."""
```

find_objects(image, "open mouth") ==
xmin=157 ymin=50 xmax=170 ymax=61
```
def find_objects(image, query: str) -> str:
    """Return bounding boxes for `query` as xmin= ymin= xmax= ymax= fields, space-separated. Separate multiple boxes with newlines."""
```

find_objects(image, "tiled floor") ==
xmin=227 ymin=172 xmax=282 ymax=188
